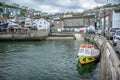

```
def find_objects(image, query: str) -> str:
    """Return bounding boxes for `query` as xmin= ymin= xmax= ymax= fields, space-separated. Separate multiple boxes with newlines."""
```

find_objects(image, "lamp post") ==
xmin=103 ymin=0 xmax=108 ymax=37
xmin=103 ymin=8 xmax=106 ymax=37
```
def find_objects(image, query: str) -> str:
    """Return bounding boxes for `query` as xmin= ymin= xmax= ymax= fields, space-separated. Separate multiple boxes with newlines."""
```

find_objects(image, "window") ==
xmin=110 ymin=28 xmax=120 ymax=32
xmin=85 ymin=49 xmax=91 ymax=54
xmin=26 ymin=23 xmax=29 ymax=25
xmin=117 ymin=31 xmax=120 ymax=35
xmin=39 ymin=25 xmax=42 ymax=27
xmin=79 ymin=48 xmax=85 ymax=53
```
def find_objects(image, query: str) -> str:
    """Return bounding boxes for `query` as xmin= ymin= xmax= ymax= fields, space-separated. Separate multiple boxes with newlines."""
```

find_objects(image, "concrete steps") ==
xmin=74 ymin=33 xmax=84 ymax=41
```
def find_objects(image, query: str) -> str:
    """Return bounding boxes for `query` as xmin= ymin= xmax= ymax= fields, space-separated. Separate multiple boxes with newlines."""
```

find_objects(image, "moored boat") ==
xmin=0 ymin=22 xmax=9 ymax=29
xmin=0 ymin=20 xmax=9 ymax=29
xmin=77 ymin=44 xmax=100 ymax=65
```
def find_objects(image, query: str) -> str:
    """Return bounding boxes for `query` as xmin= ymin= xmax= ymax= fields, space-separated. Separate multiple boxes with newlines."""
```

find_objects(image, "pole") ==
xmin=103 ymin=9 xmax=106 ymax=37
xmin=103 ymin=0 xmax=108 ymax=37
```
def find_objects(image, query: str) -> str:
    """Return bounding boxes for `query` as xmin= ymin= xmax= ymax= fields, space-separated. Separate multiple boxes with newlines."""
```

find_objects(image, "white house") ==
xmin=46 ymin=20 xmax=50 ymax=29
xmin=32 ymin=18 xmax=50 ymax=30
xmin=25 ymin=18 xmax=33 ymax=28
xmin=8 ymin=20 xmax=19 ymax=27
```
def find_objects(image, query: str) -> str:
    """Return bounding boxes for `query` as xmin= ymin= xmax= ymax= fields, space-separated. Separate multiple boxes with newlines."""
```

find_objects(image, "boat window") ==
xmin=85 ymin=49 xmax=91 ymax=54
xmin=91 ymin=49 xmax=94 ymax=53
xmin=79 ymin=48 xmax=84 ymax=53
xmin=25 ymin=23 xmax=29 ymax=25
xmin=116 ymin=31 xmax=120 ymax=35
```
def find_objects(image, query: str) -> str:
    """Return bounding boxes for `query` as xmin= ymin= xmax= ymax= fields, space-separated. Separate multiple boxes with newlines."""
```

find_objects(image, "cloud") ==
xmin=32 ymin=0 xmax=102 ymax=13
xmin=1 ymin=0 xmax=120 ymax=13
xmin=37 ymin=5 xmax=61 ymax=13
xmin=94 ymin=0 xmax=120 ymax=4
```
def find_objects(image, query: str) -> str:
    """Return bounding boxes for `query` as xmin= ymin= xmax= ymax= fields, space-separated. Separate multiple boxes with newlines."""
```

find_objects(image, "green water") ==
xmin=0 ymin=40 xmax=99 ymax=80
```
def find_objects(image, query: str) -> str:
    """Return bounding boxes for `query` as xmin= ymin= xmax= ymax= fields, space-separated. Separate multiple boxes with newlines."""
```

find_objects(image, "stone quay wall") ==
xmin=0 ymin=29 xmax=49 ymax=41
xmin=82 ymin=34 xmax=120 ymax=80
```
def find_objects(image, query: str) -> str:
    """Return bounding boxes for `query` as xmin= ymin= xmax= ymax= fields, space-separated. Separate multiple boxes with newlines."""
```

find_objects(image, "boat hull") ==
xmin=78 ymin=56 xmax=96 ymax=65
xmin=0 ymin=23 xmax=9 ymax=29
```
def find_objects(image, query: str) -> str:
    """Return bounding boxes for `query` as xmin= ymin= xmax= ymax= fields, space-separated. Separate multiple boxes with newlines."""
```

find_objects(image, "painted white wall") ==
xmin=33 ymin=18 xmax=50 ymax=30
xmin=57 ymin=28 xmax=62 ymax=32
xmin=101 ymin=16 xmax=108 ymax=26
xmin=24 ymin=18 xmax=50 ymax=30
xmin=25 ymin=18 xmax=33 ymax=28
xmin=38 ymin=19 xmax=45 ymax=30
xmin=112 ymin=11 xmax=120 ymax=28
xmin=32 ymin=19 xmax=38 ymax=29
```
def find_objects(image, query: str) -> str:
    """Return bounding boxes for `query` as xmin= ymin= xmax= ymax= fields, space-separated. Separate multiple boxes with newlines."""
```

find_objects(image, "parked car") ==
xmin=106 ymin=28 xmax=120 ymax=40
xmin=116 ymin=40 xmax=120 ymax=53
xmin=86 ymin=30 xmax=97 ymax=35
xmin=113 ymin=30 xmax=120 ymax=46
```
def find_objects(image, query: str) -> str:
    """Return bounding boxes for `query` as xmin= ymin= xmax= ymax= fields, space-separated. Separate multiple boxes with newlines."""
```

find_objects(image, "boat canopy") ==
xmin=87 ymin=44 xmax=93 ymax=48
xmin=80 ymin=44 xmax=86 ymax=48
xmin=80 ymin=44 xmax=93 ymax=48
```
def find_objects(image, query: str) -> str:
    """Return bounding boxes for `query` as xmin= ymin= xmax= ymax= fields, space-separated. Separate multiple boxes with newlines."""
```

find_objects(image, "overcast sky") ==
xmin=1 ymin=0 xmax=120 ymax=13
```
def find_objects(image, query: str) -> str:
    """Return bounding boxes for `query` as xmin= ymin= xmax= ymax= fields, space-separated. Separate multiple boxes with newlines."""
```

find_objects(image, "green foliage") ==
xmin=0 ymin=2 xmax=26 ymax=17
xmin=34 ymin=14 xmax=42 ymax=18
xmin=0 ymin=2 xmax=51 ymax=19
xmin=0 ymin=2 xmax=19 ymax=9
xmin=0 ymin=2 xmax=3 ymax=6
xmin=3 ymin=11 xmax=10 ymax=18
xmin=93 ymin=3 xmax=120 ymax=12
xmin=0 ymin=8 xmax=3 ymax=13
xmin=103 ymin=3 xmax=120 ymax=8
xmin=94 ymin=6 xmax=100 ymax=10
xmin=19 ymin=10 xmax=25 ymax=17
xmin=89 ymin=39 xmax=94 ymax=44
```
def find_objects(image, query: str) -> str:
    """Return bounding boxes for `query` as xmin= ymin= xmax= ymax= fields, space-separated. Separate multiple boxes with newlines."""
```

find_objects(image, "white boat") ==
xmin=77 ymin=44 xmax=100 ymax=64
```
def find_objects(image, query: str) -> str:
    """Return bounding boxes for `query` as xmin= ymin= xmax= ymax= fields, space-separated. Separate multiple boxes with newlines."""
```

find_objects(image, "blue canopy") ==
xmin=0 ymin=23 xmax=9 ymax=29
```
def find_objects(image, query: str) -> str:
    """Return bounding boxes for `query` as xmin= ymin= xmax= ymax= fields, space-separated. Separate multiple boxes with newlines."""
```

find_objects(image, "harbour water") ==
xmin=0 ymin=40 xmax=99 ymax=80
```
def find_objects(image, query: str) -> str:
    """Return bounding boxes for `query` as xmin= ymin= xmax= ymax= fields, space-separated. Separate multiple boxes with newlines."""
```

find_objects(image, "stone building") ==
xmin=51 ymin=19 xmax=64 ymax=32
xmin=62 ymin=15 xmax=95 ymax=32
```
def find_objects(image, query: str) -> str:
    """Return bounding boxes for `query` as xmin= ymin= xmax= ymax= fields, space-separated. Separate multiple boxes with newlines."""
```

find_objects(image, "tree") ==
xmin=3 ymin=11 xmax=10 ymax=18
xmin=0 ymin=8 xmax=3 ymax=13
xmin=19 ymin=10 xmax=25 ymax=17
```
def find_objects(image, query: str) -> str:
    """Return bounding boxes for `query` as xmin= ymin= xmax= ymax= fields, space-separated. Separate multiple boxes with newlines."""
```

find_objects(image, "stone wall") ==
xmin=0 ymin=29 xmax=49 ymax=41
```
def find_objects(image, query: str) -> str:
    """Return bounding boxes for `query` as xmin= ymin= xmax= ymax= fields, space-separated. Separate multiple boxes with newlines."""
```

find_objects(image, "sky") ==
xmin=1 ymin=0 xmax=120 ymax=13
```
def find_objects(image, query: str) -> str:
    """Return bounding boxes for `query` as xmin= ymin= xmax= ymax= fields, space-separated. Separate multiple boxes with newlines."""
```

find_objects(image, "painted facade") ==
xmin=25 ymin=18 xmax=33 ymax=28
xmin=25 ymin=18 xmax=50 ymax=30
xmin=112 ymin=10 xmax=120 ymax=28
